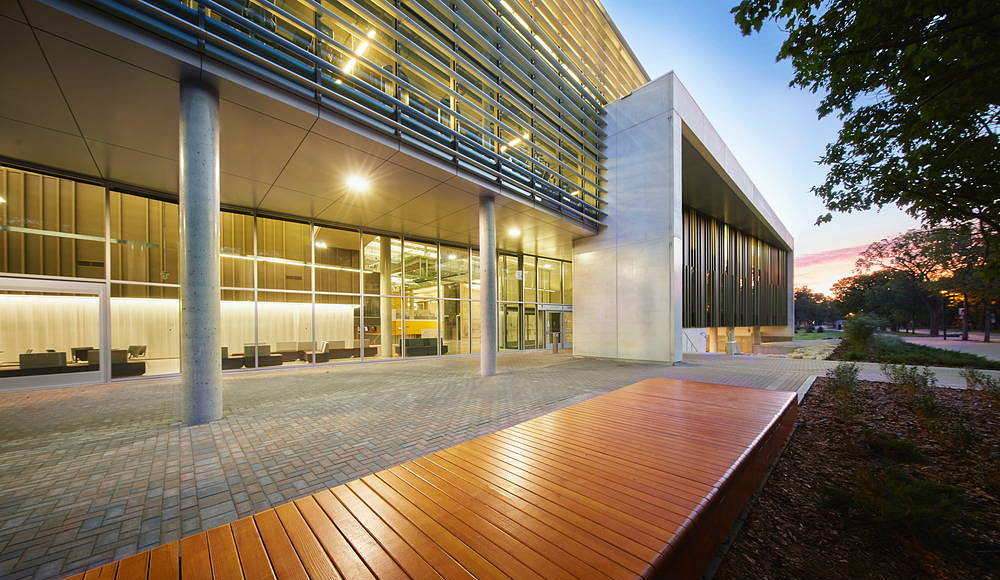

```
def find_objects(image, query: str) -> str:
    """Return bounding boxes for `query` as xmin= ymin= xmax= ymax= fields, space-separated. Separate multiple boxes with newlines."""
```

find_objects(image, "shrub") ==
xmin=961 ymin=367 xmax=1000 ymax=398
xmin=881 ymin=363 xmax=938 ymax=396
xmin=826 ymin=362 xmax=861 ymax=418
xmin=842 ymin=316 xmax=879 ymax=350
xmin=826 ymin=362 xmax=860 ymax=392
xmin=822 ymin=468 xmax=971 ymax=548
xmin=859 ymin=428 xmax=927 ymax=463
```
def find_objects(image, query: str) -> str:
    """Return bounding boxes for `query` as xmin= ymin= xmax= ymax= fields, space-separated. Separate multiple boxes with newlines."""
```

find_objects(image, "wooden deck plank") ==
xmin=206 ymin=525 xmax=244 ymax=580
xmin=387 ymin=461 xmax=611 ymax=579
xmin=311 ymin=489 xmax=408 ymax=580
xmin=421 ymin=450 xmax=665 ymax=558
xmin=83 ymin=563 xmax=117 ymax=580
xmin=359 ymin=474 xmax=509 ymax=580
xmin=254 ymin=510 xmax=309 ymax=580
xmin=147 ymin=542 xmax=178 ymax=580
xmin=230 ymin=517 xmax=276 ymax=580
xmin=73 ymin=378 xmax=797 ymax=580
xmin=376 ymin=467 xmax=548 ymax=580
xmin=441 ymin=445 xmax=682 ymax=541
xmin=328 ymin=484 xmax=445 ymax=579
xmin=487 ymin=429 xmax=709 ymax=503
xmin=344 ymin=479 xmax=475 ymax=579
xmin=179 ymin=532 xmax=211 ymax=578
xmin=386 ymin=462 xmax=575 ymax=580
xmin=273 ymin=502 xmax=341 ymax=579
xmin=389 ymin=459 xmax=647 ymax=579
xmin=114 ymin=551 xmax=149 ymax=580
xmin=294 ymin=496 xmax=375 ymax=580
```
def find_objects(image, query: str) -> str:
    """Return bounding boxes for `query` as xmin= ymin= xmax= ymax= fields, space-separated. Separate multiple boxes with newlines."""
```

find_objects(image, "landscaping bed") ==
xmin=829 ymin=335 xmax=1000 ymax=370
xmin=715 ymin=373 xmax=999 ymax=579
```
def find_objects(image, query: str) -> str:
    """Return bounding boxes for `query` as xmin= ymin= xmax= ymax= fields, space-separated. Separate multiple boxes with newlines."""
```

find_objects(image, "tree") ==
xmin=732 ymin=1 xmax=1000 ymax=232
xmin=794 ymin=286 xmax=840 ymax=327
xmin=831 ymin=270 xmax=929 ymax=332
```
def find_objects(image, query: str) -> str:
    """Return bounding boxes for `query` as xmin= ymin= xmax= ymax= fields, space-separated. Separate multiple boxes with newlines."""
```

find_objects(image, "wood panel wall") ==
xmin=682 ymin=208 xmax=789 ymax=328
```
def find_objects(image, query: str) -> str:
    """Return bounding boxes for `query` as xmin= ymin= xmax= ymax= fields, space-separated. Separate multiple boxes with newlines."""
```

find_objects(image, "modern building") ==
xmin=0 ymin=0 xmax=792 ymax=413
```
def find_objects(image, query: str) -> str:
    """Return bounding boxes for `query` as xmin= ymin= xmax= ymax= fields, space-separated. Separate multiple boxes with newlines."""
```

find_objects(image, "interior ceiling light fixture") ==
xmin=342 ymin=29 xmax=376 ymax=75
xmin=507 ymin=227 xmax=522 ymax=237
xmin=314 ymin=241 xmax=328 ymax=249
xmin=345 ymin=174 xmax=371 ymax=192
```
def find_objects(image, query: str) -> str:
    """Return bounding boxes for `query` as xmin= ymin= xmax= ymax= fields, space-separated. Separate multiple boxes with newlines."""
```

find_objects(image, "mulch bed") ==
xmin=715 ymin=378 xmax=999 ymax=579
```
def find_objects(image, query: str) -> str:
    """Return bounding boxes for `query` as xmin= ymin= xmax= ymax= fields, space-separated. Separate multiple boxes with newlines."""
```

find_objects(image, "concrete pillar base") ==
xmin=179 ymin=78 xmax=222 ymax=425
xmin=479 ymin=196 xmax=497 ymax=376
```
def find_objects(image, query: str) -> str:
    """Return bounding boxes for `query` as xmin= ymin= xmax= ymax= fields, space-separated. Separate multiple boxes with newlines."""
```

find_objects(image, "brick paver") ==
xmin=1 ymin=351 xmax=994 ymax=578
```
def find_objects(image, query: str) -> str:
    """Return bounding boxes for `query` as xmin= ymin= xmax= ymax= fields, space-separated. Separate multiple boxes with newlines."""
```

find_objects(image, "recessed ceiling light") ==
xmin=314 ymin=241 xmax=328 ymax=249
xmin=447 ymin=253 xmax=457 ymax=260
xmin=0 ymin=196 xmax=5 ymax=204
xmin=507 ymin=227 xmax=521 ymax=237
xmin=345 ymin=174 xmax=370 ymax=192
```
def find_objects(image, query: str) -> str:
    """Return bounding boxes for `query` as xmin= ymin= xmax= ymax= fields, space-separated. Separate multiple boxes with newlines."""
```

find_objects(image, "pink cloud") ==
xmin=795 ymin=244 xmax=871 ymax=295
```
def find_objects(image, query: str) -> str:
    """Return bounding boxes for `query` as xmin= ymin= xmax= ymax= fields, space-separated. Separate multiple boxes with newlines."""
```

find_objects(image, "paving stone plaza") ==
xmin=1 ymin=351 xmax=995 ymax=578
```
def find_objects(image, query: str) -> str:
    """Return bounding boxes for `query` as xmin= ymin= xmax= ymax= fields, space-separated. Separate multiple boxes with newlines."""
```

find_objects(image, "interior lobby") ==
xmin=0 ymin=164 xmax=574 ymax=387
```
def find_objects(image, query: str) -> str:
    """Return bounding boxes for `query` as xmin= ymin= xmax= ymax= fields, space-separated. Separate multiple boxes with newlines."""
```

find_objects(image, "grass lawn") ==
xmin=830 ymin=336 xmax=1000 ymax=370
xmin=794 ymin=330 xmax=842 ymax=340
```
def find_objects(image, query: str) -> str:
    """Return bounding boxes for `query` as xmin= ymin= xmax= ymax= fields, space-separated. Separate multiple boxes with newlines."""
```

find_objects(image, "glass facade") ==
xmin=0 ymin=165 xmax=572 ymax=380
xmin=81 ymin=0 xmax=653 ymax=230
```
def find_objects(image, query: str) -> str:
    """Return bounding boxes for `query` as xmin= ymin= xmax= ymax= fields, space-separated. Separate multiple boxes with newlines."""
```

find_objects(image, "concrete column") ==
xmin=379 ymin=236 xmax=393 ymax=357
xmin=479 ymin=195 xmax=497 ymax=376
xmin=179 ymin=78 xmax=222 ymax=425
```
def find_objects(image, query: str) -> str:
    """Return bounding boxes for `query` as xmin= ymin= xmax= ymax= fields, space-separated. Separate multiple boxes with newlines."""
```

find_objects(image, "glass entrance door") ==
xmin=0 ymin=277 xmax=108 ymax=391
xmin=545 ymin=312 xmax=561 ymax=348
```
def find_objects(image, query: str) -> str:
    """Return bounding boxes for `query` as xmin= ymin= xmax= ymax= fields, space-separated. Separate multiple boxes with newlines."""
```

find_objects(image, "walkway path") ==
xmin=0 ymin=352 xmax=996 ymax=578
xmin=895 ymin=334 xmax=1000 ymax=362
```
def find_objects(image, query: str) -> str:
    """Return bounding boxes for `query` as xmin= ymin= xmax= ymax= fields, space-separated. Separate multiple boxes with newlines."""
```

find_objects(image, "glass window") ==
xmin=403 ymin=240 xmax=438 ymax=297
xmin=523 ymin=304 xmax=539 ymax=349
xmin=440 ymin=246 xmax=470 ymax=299
xmin=314 ymin=226 xmax=360 ymax=293
xmin=563 ymin=312 xmax=573 ymax=346
xmin=111 ymin=283 xmax=179 ymax=376
xmin=256 ymin=291 xmax=313 ymax=367
xmin=362 ymin=234 xmax=403 ymax=296
xmin=0 ymin=289 xmax=102 ymax=376
xmin=220 ymin=289 xmax=255 ymax=370
xmin=563 ymin=261 xmax=573 ymax=304
xmin=315 ymin=293 xmax=363 ymax=363
xmin=538 ymin=258 xmax=562 ymax=303
xmin=500 ymin=303 xmax=521 ymax=350
xmin=522 ymin=255 xmax=536 ymax=303
xmin=470 ymin=250 xmax=480 ymax=302
xmin=499 ymin=254 xmax=520 ymax=301
xmin=1 ymin=166 xmax=105 ymax=279
xmin=404 ymin=297 xmax=439 ymax=357
xmin=470 ymin=300 xmax=481 ymax=354
xmin=364 ymin=295 xmax=402 ymax=359
xmin=256 ymin=217 xmax=310 ymax=291
xmin=441 ymin=299 xmax=470 ymax=355
xmin=110 ymin=192 xmax=179 ymax=284
xmin=220 ymin=212 xmax=254 ymax=288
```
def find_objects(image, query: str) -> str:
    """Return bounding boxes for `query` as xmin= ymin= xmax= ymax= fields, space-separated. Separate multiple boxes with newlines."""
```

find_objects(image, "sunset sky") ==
xmin=602 ymin=1 xmax=921 ymax=295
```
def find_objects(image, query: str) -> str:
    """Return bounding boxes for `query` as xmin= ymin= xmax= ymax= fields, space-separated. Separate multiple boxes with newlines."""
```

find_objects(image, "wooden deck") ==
xmin=68 ymin=378 xmax=797 ymax=579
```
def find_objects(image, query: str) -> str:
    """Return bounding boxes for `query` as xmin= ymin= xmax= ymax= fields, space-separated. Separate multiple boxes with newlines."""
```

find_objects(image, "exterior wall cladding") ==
xmin=682 ymin=208 xmax=789 ymax=328
xmin=79 ymin=0 xmax=646 ymax=231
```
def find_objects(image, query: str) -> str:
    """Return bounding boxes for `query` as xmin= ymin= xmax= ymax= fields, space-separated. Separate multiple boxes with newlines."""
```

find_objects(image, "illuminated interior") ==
xmin=0 ymin=165 xmax=573 ymax=382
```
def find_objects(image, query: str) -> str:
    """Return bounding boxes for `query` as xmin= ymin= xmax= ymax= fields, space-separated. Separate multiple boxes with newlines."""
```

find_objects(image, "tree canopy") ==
xmin=732 ymin=0 xmax=1000 ymax=230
